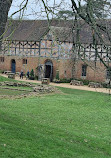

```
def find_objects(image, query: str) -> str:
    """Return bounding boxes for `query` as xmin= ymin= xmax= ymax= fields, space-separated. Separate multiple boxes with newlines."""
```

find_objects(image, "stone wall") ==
xmin=0 ymin=81 xmax=59 ymax=94
xmin=75 ymin=60 xmax=106 ymax=82
xmin=0 ymin=55 xmax=107 ymax=82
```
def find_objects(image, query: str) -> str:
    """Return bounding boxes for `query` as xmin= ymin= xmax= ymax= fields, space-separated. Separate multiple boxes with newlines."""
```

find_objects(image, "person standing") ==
xmin=20 ymin=70 xmax=23 ymax=79
xmin=26 ymin=70 xmax=30 ymax=79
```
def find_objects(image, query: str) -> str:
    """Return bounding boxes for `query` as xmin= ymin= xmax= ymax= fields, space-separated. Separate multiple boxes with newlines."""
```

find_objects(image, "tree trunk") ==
xmin=0 ymin=0 xmax=12 ymax=49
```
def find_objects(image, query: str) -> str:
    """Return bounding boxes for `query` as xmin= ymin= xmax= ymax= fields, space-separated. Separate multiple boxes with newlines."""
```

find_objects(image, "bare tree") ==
xmin=1 ymin=0 xmax=111 ymax=71
xmin=0 ymin=0 xmax=29 ymax=49
xmin=70 ymin=0 xmax=111 ymax=81
xmin=0 ymin=0 xmax=12 ymax=48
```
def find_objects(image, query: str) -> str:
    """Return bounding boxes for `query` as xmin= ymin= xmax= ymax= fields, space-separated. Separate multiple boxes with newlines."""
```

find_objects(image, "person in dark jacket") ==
xmin=26 ymin=70 xmax=30 ymax=79
xmin=20 ymin=70 xmax=23 ymax=79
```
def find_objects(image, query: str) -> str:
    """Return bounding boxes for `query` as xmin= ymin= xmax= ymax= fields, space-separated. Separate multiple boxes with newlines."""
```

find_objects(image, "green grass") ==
xmin=0 ymin=86 xmax=33 ymax=91
xmin=0 ymin=88 xmax=30 ymax=96
xmin=0 ymin=75 xmax=33 ymax=95
xmin=0 ymin=87 xmax=111 ymax=158
xmin=0 ymin=75 xmax=38 ymax=86
xmin=0 ymin=75 xmax=14 ymax=82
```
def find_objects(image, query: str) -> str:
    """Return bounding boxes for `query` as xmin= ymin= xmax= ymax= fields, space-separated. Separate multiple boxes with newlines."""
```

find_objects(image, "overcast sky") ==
xmin=8 ymin=0 xmax=73 ymax=19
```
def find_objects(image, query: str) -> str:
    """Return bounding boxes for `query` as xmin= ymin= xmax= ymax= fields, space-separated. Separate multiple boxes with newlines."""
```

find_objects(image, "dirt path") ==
xmin=1 ymin=74 xmax=110 ymax=94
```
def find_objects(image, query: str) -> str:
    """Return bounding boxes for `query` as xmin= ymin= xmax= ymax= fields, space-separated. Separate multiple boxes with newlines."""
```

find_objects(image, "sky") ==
xmin=8 ymin=0 xmax=72 ymax=19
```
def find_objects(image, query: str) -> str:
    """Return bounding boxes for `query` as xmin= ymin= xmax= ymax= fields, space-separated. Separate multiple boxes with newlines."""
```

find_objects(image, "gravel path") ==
xmin=1 ymin=74 xmax=110 ymax=94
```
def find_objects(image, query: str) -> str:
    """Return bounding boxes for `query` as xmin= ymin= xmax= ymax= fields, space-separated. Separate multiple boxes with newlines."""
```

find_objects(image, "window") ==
xmin=0 ymin=57 xmax=4 ymax=63
xmin=82 ymin=65 xmax=87 ymax=76
xmin=64 ymin=70 xmax=67 ymax=78
xmin=106 ymin=67 xmax=111 ymax=79
xmin=23 ymin=59 xmax=27 ymax=64
xmin=47 ymin=34 xmax=52 ymax=40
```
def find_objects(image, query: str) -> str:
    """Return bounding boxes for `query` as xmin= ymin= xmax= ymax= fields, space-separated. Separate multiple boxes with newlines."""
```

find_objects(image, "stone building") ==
xmin=0 ymin=20 xmax=110 ymax=82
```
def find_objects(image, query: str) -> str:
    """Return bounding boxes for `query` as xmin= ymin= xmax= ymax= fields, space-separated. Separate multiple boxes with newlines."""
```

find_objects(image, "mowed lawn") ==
xmin=0 ymin=76 xmax=32 ymax=96
xmin=0 ymin=81 xmax=111 ymax=157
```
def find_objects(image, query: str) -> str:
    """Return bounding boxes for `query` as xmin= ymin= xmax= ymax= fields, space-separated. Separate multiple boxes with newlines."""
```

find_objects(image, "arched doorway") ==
xmin=45 ymin=60 xmax=53 ymax=81
xmin=11 ymin=59 xmax=16 ymax=73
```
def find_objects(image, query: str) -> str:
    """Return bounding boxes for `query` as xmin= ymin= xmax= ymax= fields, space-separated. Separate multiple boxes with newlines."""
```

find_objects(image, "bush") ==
xmin=102 ymin=82 xmax=111 ymax=88
xmin=56 ymin=70 xmax=59 ymax=80
xmin=82 ymin=79 xmax=90 ymax=85
xmin=53 ymin=77 xmax=104 ymax=86
xmin=29 ymin=69 xmax=35 ymax=80
xmin=34 ymin=75 xmax=38 ymax=80
xmin=0 ymin=70 xmax=4 ymax=74
xmin=59 ymin=78 xmax=71 ymax=83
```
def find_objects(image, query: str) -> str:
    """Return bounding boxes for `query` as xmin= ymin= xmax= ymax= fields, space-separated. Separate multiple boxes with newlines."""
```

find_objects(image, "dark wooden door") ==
xmin=11 ymin=60 xmax=16 ymax=73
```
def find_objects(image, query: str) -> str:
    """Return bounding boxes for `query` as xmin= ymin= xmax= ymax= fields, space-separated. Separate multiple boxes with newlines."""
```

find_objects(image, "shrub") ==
xmin=82 ymin=79 xmax=90 ymax=85
xmin=102 ymin=82 xmax=111 ymax=88
xmin=0 ymin=70 xmax=4 ymax=74
xmin=34 ymin=76 xmax=38 ymax=80
xmin=56 ymin=70 xmax=59 ymax=80
xmin=59 ymin=78 xmax=71 ymax=83
xmin=29 ymin=69 xmax=35 ymax=80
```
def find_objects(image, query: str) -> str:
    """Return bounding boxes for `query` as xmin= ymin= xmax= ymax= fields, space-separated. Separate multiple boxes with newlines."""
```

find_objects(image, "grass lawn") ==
xmin=0 ymin=75 xmax=14 ymax=82
xmin=0 ymin=86 xmax=111 ymax=157
xmin=0 ymin=76 xmax=33 ymax=96
xmin=0 ymin=75 xmax=38 ymax=86
xmin=0 ymin=88 xmax=30 ymax=96
xmin=0 ymin=86 xmax=33 ymax=91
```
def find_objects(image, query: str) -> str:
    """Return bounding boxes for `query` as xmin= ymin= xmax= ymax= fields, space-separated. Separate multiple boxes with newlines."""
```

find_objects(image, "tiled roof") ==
xmin=3 ymin=19 xmax=111 ymax=44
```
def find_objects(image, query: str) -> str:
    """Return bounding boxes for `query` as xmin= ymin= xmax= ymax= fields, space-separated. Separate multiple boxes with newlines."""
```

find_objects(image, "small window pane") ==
xmin=0 ymin=57 xmax=4 ymax=62
xmin=106 ymin=67 xmax=111 ymax=79
xmin=23 ymin=59 xmax=27 ymax=64
xmin=82 ymin=65 xmax=87 ymax=76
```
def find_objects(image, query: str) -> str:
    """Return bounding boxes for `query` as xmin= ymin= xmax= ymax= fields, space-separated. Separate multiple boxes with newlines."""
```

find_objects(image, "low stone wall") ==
xmin=0 ymin=87 xmax=32 ymax=92
xmin=0 ymin=81 xmax=59 ymax=95
xmin=88 ymin=82 xmax=103 ymax=88
xmin=0 ymin=81 xmax=34 ymax=87
xmin=70 ymin=80 xmax=83 ymax=86
xmin=33 ymin=85 xmax=57 ymax=93
xmin=8 ymin=73 xmax=15 ymax=79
